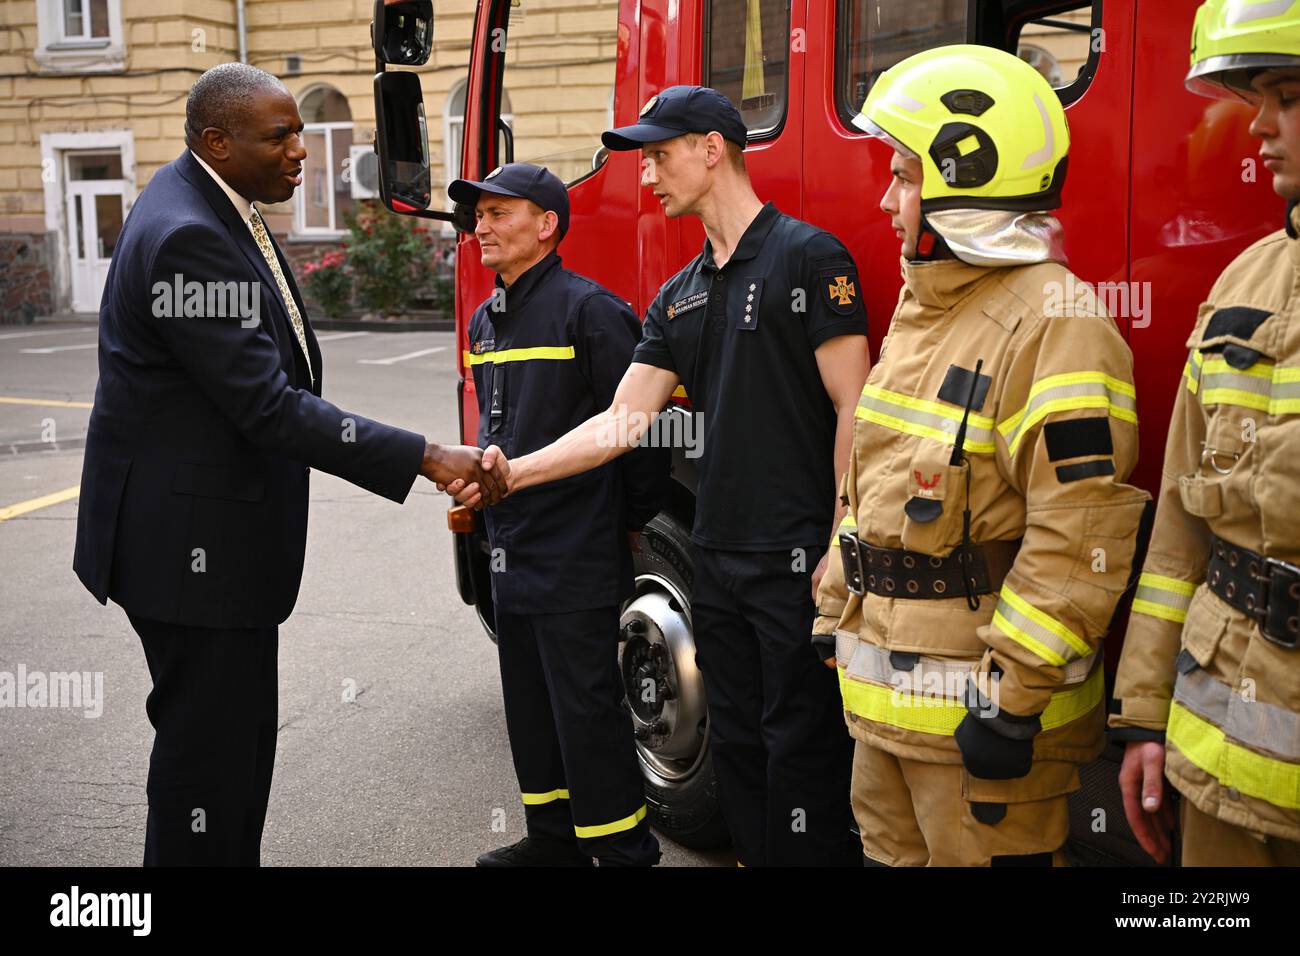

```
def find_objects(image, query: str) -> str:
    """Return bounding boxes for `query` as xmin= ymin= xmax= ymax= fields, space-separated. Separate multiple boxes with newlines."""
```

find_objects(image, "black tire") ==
xmin=627 ymin=511 xmax=731 ymax=851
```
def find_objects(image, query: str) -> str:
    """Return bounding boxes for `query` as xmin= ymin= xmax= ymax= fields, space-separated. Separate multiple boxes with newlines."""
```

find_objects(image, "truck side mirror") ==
xmin=372 ymin=0 xmax=433 ymax=66
xmin=373 ymin=70 xmax=432 ymax=214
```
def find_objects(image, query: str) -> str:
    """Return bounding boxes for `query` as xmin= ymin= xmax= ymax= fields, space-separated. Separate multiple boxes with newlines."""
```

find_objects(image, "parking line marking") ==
xmin=0 ymin=327 xmax=96 ymax=341
xmin=315 ymin=331 xmax=371 ymax=342
xmin=0 ymin=397 xmax=94 ymax=409
xmin=20 ymin=343 xmax=100 ymax=354
xmin=358 ymin=346 xmax=445 ymax=366
xmin=0 ymin=485 xmax=80 ymax=523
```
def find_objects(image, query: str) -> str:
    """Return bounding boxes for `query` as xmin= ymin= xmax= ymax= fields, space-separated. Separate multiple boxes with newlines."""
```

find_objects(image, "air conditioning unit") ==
xmin=349 ymin=144 xmax=381 ymax=199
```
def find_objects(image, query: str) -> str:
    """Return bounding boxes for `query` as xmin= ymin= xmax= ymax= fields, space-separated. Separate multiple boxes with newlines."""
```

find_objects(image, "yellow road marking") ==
xmin=0 ymin=485 xmax=80 ymax=523
xmin=0 ymin=397 xmax=93 ymax=409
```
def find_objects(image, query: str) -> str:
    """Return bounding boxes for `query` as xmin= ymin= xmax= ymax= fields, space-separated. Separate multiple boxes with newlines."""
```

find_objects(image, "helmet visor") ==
xmin=1186 ymin=52 xmax=1300 ymax=100
xmin=850 ymin=112 xmax=920 ymax=159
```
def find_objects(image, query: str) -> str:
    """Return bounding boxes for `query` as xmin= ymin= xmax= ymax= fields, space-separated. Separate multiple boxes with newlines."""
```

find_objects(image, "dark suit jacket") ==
xmin=74 ymin=150 xmax=426 ymax=629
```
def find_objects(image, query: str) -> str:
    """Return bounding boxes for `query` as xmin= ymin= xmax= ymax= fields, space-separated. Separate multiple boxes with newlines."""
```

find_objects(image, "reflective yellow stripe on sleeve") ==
xmin=998 ymin=372 xmax=1137 ymax=457
xmin=574 ymin=804 xmax=648 ymax=839
xmin=521 ymin=788 xmax=570 ymax=805
xmin=1195 ymin=357 xmax=1300 ymax=415
xmin=992 ymin=585 xmax=1093 ymax=667
xmin=1131 ymin=572 xmax=1198 ymax=624
xmin=1184 ymin=350 xmax=1203 ymax=395
xmin=463 ymin=346 xmax=576 ymax=366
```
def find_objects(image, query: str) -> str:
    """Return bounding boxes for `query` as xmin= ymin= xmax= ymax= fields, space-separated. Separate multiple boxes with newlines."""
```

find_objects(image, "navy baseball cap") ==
xmin=447 ymin=162 xmax=570 ymax=237
xmin=602 ymin=85 xmax=747 ymax=151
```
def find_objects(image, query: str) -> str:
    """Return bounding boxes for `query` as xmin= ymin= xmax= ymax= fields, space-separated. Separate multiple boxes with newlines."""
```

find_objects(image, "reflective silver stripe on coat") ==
xmin=833 ymin=629 xmax=1095 ymax=695
xmin=1173 ymin=665 xmax=1300 ymax=762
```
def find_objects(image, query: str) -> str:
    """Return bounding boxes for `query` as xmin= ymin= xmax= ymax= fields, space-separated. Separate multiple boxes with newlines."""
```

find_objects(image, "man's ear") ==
xmin=703 ymin=131 xmax=728 ymax=170
xmin=538 ymin=209 xmax=559 ymax=244
xmin=201 ymin=127 xmax=232 ymax=163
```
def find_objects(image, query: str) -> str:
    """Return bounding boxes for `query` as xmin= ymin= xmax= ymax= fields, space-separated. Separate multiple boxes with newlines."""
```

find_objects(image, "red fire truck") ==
xmin=368 ymin=0 xmax=1278 ymax=862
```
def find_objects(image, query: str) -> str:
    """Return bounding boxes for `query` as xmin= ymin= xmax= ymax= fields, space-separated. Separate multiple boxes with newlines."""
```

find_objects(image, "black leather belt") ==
xmin=838 ymin=534 xmax=1019 ymax=601
xmin=1207 ymin=533 xmax=1300 ymax=649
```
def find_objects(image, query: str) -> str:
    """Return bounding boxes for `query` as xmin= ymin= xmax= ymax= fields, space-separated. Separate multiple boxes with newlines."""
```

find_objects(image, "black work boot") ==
xmin=475 ymin=836 xmax=594 ymax=867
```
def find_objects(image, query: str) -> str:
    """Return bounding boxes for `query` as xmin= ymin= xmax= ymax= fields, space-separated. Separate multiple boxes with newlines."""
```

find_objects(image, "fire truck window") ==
xmin=1015 ymin=4 xmax=1098 ymax=94
xmin=498 ymin=0 xmax=619 ymax=187
xmin=834 ymin=0 xmax=967 ymax=127
xmin=703 ymin=0 xmax=791 ymax=139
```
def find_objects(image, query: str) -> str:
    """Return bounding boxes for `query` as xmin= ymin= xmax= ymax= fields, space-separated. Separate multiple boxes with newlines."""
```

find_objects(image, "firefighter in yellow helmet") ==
xmin=1111 ymin=0 xmax=1300 ymax=867
xmin=814 ymin=44 xmax=1152 ymax=866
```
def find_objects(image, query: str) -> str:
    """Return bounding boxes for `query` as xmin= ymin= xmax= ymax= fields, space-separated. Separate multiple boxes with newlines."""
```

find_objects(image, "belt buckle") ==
xmin=1257 ymin=556 xmax=1300 ymax=649
xmin=839 ymin=531 xmax=864 ymax=596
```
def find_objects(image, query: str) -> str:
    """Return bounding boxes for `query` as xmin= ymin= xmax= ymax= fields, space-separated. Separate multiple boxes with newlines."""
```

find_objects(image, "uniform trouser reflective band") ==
xmin=833 ymin=629 xmax=1096 ymax=691
xmin=836 ymin=661 xmax=1103 ymax=736
xmin=997 ymin=372 xmax=1137 ymax=457
xmin=1131 ymin=572 xmax=1198 ymax=624
xmin=1167 ymin=701 xmax=1300 ymax=811
xmin=856 ymin=384 xmax=997 ymax=454
xmin=1172 ymin=665 xmax=1300 ymax=762
xmin=463 ymin=345 xmax=577 ymax=366
xmin=521 ymin=788 xmax=570 ymax=805
xmin=574 ymin=804 xmax=647 ymax=840
xmin=992 ymin=585 xmax=1092 ymax=667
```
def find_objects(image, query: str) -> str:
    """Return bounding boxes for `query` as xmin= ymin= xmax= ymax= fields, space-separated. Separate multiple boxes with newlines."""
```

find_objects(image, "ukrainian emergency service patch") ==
xmin=469 ymin=337 xmax=495 ymax=355
xmin=666 ymin=290 xmax=708 ymax=321
xmin=820 ymin=267 xmax=860 ymax=316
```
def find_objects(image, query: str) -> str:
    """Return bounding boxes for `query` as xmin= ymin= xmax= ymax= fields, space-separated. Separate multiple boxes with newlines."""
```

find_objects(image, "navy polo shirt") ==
xmin=632 ymin=202 xmax=868 ymax=550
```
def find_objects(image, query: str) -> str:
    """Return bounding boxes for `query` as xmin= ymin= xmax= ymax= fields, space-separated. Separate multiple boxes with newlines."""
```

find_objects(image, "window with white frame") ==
xmin=35 ymin=0 xmax=126 ymax=72
xmin=295 ymin=86 xmax=355 ymax=236
xmin=443 ymin=79 xmax=513 ymax=207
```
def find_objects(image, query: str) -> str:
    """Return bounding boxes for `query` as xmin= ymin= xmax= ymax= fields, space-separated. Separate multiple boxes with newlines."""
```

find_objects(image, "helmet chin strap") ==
xmin=909 ymin=214 xmax=953 ymax=262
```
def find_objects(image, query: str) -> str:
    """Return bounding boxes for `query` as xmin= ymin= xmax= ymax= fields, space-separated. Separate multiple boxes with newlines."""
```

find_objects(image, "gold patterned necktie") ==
xmin=248 ymin=207 xmax=314 ymax=387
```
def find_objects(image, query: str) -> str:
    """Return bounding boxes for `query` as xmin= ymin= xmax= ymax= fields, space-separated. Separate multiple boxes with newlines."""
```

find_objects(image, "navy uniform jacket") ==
xmin=467 ymin=252 xmax=668 ymax=614
xmin=73 ymin=150 xmax=426 ymax=630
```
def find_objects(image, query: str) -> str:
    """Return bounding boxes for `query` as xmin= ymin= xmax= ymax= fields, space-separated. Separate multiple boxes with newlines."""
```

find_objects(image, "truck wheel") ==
xmin=620 ymin=511 xmax=730 ymax=851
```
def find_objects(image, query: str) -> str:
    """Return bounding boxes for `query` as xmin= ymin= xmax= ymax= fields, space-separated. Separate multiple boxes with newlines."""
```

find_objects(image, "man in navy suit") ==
xmin=72 ymin=62 xmax=504 ymax=866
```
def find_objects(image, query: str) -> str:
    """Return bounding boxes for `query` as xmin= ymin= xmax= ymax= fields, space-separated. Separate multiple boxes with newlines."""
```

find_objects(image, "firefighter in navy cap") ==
xmin=1112 ymin=0 xmax=1300 ymax=867
xmin=816 ymin=45 xmax=1152 ymax=866
xmin=452 ymin=86 xmax=872 ymax=866
xmin=445 ymin=161 xmax=668 ymax=866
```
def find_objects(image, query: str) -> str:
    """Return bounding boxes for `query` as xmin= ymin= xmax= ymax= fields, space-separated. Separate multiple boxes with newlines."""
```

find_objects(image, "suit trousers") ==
xmin=128 ymin=612 xmax=278 ymax=866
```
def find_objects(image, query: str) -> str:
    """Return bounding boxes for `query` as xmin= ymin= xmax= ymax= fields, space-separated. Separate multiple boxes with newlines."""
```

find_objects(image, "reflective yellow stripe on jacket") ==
xmin=1168 ymin=664 xmax=1300 ymax=811
xmin=837 ymin=663 xmax=1103 ymax=736
xmin=992 ymin=584 xmax=1092 ymax=667
xmin=830 ymin=511 xmax=857 ymax=548
xmin=463 ymin=346 xmax=576 ymax=366
xmin=855 ymin=384 xmax=997 ymax=454
xmin=1131 ymin=572 xmax=1197 ymax=624
xmin=1184 ymin=352 xmax=1300 ymax=415
xmin=997 ymin=371 xmax=1137 ymax=457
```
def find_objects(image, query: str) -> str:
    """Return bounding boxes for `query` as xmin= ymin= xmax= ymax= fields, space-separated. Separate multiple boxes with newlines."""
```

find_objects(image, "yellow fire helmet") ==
xmin=1187 ymin=0 xmax=1300 ymax=100
xmin=853 ymin=44 xmax=1070 ymax=213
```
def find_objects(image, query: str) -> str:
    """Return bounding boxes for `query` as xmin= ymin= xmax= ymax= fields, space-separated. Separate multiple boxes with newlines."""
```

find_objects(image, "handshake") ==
xmin=420 ymin=442 xmax=511 ymax=509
